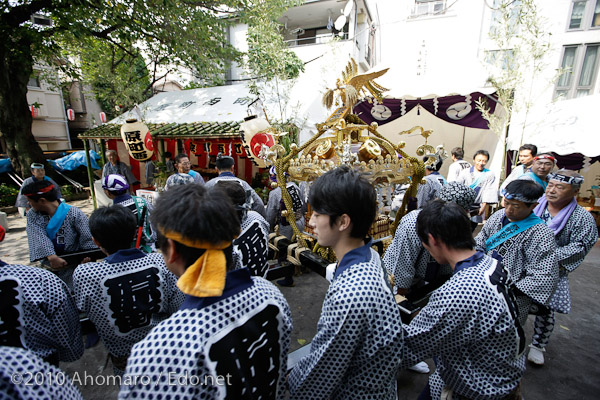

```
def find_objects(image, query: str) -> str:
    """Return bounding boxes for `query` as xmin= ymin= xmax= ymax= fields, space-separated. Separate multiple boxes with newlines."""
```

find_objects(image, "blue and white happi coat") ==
xmin=205 ymin=172 xmax=266 ymax=217
xmin=540 ymin=205 xmax=597 ymax=313
xmin=0 ymin=262 xmax=83 ymax=362
xmin=457 ymin=168 xmax=497 ymax=223
xmin=401 ymin=252 xmax=525 ymax=400
xmin=289 ymin=242 xmax=404 ymax=400
xmin=0 ymin=346 xmax=83 ymax=400
xmin=233 ymin=210 xmax=270 ymax=277
xmin=475 ymin=209 xmax=558 ymax=326
xmin=417 ymin=174 xmax=443 ymax=209
xmin=382 ymin=209 xmax=451 ymax=291
xmin=119 ymin=268 xmax=292 ymax=400
xmin=266 ymin=182 xmax=305 ymax=240
xmin=73 ymin=249 xmax=185 ymax=359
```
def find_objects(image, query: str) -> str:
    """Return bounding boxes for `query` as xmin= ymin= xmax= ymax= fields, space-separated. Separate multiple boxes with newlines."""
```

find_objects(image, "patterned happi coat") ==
xmin=119 ymin=268 xmax=292 ymax=400
xmin=205 ymin=172 xmax=266 ymax=217
xmin=0 ymin=346 xmax=83 ymax=400
xmin=457 ymin=168 xmax=498 ymax=223
xmin=0 ymin=261 xmax=83 ymax=362
xmin=73 ymin=250 xmax=184 ymax=360
xmin=417 ymin=174 xmax=443 ymax=209
xmin=289 ymin=242 xmax=404 ymax=400
xmin=475 ymin=209 xmax=558 ymax=325
xmin=266 ymin=182 xmax=305 ymax=240
xmin=233 ymin=211 xmax=270 ymax=278
xmin=401 ymin=252 xmax=526 ymax=400
xmin=383 ymin=209 xmax=451 ymax=291
xmin=539 ymin=205 xmax=598 ymax=313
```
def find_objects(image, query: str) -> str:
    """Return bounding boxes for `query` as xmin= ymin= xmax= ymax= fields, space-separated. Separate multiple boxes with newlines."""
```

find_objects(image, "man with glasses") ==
xmin=518 ymin=153 xmax=556 ymax=191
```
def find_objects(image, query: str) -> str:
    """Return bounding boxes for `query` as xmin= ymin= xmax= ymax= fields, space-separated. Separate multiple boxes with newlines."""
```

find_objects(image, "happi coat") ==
xmin=205 ymin=172 xmax=266 ymax=217
xmin=457 ymin=167 xmax=498 ymax=223
xmin=475 ymin=209 xmax=558 ymax=325
xmin=401 ymin=252 xmax=525 ymax=400
xmin=266 ymin=182 xmax=305 ymax=240
xmin=0 ymin=261 xmax=83 ymax=362
xmin=288 ymin=242 xmax=404 ymax=400
xmin=119 ymin=268 xmax=292 ymax=400
xmin=417 ymin=174 xmax=443 ymax=209
xmin=233 ymin=210 xmax=270 ymax=277
xmin=73 ymin=250 xmax=185 ymax=360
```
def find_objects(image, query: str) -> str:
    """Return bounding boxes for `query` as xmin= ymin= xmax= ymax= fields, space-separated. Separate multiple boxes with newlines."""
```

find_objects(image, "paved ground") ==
xmin=1 ymin=199 xmax=599 ymax=399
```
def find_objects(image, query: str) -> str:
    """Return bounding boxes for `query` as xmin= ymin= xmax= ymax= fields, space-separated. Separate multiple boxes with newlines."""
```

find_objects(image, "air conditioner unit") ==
xmin=31 ymin=14 xmax=53 ymax=27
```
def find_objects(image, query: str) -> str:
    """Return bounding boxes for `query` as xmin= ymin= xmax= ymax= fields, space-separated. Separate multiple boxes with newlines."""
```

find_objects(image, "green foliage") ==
xmin=0 ymin=184 xmax=19 ymax=207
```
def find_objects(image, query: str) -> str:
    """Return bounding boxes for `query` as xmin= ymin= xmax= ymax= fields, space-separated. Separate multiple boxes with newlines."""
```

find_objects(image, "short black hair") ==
xmin=309 ymin=165 xmax=376 ymax=239
xmin=174 ymin=153 xmax=189 ymax=165
xmin=505 ymin=180 xmax=544 ymax=205
xmin=21 ymin=179 xmax=58 ymax=202
xmin=417 ymin=200 xmax=475 ymax=250
xmin=519 ymin=144 xmax=537 ymax=156
xmin=473 ymin=149 xmax=490 ymax=160
xmin=451 ymin=147 xmax=464 ymax=159
xmin=423 ymin=156 xmax=443 ymax=171
xmin=216 ymin=154 xmax=235 ymax=170
xmin=152 ymin=185 xmax=240 ymax=269
xmin=214 ymin=181 xmax=246 ymax=223
xmin=164 ymin=151 xmax=172 ymax=159
xmin=89 ymin=205 xmax=137 ymax=254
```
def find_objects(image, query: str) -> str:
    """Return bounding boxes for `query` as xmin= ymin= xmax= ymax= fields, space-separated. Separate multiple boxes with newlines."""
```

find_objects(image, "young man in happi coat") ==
xmin=517 ymin=153 xmax=556 ymax=191
xmin=288 ymin=166 xmax=404 ymax=400
xmin=23 ymin=179 xmax=96 ymax=288
xmin=119 ymin=184 xmax=292 ymax=399
xmin=527 ymin=170 xmax=598 ymax=366
xmin=475 ymin=180 xmax=559 ymax=326
xmin=402 ymin=200 xmax=525 ymax=400
xmin=204 ymin=153 xmax=266 ymax=217
xmin=457 ymin=149 xmax=497 ymax=224
xmin=73 ymin=205 xmax=184 ymax=375
xmin=266 ymin=167 xmax=305 ymax=240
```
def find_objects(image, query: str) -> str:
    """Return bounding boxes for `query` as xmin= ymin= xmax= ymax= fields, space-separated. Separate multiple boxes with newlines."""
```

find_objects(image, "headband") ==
xmin=548 ymin=172 xmax=583 ymax=186
xmin=24 ymin=184 xmax=55 ymax=197
xmin=160 ymin=227 xmax=231 ymax=298
xmin=501 ymin=188 xmax=539 ymax=204
xmin=102 ymin=174 xmax=129 ymax=192
xmin=533 ymin=155 xmax=556 ymax=163
xmin=30 ymin=163 xmax=44 ymax=169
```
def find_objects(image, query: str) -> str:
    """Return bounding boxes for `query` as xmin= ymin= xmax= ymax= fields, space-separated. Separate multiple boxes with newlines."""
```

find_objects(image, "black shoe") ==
xmin=277 ymin=277 xmax=295 ymax=287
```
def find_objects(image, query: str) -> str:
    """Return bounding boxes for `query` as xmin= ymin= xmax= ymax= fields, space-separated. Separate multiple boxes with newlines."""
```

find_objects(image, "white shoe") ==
xmin=408 ymin=361 xmax=430 ymax=374
xmin=527 ymin=345 xmax=545 ymax=365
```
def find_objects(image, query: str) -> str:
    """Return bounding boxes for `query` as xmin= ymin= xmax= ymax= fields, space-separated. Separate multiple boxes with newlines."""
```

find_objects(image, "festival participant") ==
xmin=173 ymin=153 xmax=204 ymax=185
xmin=401 ymin=200 xmax=525 ymax=400
xmin=288 ymin=166 xmax=403 ymax=400
xmin=0 ymin=260 xmax=83 ymax=365
xmin=500 ymin=144 xmax=537 ymax=192
xmin=102 ymin=174 xmax=155 ymax=253
xmin=0 ymin=347 xmax=83 ymax=399
xmin=145 ymin=151 xmax=173 ymax=186
xmin=23 ymin=179 xmax=97 ymax=288
xmin=15 ymin=163 xmax=62 ymax=213
xmin=475 ymin=180 xmax=558 ymax=326
xmin=417 ymin=155 xmax=444 ymax=208
xmin=266 ymin=167 xmax=305 ymax=240
xmin=102 ymin=150 xmax=139 ymax=189
xmin=215 ymin=180 xmax=270 ymax=277
xmin=73 ymin=205 xmax=184 ymax=375
xmin=119 ymin=184 xmax=292 ymax=399
xmin=446 ymin=147 xmax=471 ymax=182
xmin=457 ymin=150 xmax=497 ymax=224
xmin=518 ymin=153 xmax=556 ymax=190
xmin=527 ymin=170 xmax=598 ymax=366
xmin=384 ymin=182 xmax=476 ymax=295
xmin=164 ymin=171 xmax=195 ymax=190
xmin=205 ymin=153 xmax=266 ymax=217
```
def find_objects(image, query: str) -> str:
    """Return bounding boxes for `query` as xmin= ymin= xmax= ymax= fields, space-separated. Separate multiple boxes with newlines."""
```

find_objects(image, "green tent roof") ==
xmin=78 ymin=121 xmax=242 ymax=140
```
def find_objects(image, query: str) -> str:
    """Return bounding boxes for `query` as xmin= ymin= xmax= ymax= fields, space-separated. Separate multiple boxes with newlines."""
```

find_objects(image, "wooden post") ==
xmin=99 ymin=139 xmax=107 ymax=167
xmin=83 ymin=139 xmax=97 ymax=209
xmin=160 ymin=139 xmax=166 ymax=161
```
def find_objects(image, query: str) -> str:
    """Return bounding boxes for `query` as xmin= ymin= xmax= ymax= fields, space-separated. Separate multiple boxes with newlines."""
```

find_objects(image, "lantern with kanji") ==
xmin=120 ymin=118 xmax=154 ymax=161
xmin=66 ymin=109 xmax=75 ymax=121
xmin=240 ymin=115 xmax=275 ymax=168
xmin=99 ymin=112 xmax=107 ymax=124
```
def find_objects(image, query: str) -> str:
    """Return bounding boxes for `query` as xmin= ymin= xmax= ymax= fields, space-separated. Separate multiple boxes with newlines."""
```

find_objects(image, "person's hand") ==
xmin=81 ymin=257 xmax=91 ymax=264
xmin=478 ymin=204 xmax=486 ymax=216
xmin=47 ymin=254 xmax=68 ymax=270
xmin=397 ymin=287 xmax=409 ymax=296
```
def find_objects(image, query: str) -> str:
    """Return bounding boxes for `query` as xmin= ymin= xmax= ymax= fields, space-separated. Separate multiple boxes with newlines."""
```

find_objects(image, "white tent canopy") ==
xmin=508 ymin=94 xmax=600 ymax=157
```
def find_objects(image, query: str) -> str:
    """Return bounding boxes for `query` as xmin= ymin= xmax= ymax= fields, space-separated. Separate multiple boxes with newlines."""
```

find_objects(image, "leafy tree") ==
xmin=0 ymin=0 xmax=297 ymax=176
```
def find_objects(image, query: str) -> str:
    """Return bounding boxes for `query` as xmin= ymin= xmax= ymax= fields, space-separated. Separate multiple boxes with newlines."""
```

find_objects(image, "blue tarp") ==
xmin=0 ymin=159 xmax=12 ymax=174
xmin=47 ymin=150 xmax=101 ymax=171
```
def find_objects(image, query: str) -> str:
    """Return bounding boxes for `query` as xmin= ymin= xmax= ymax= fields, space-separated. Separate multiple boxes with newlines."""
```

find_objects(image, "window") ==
xmin=555 ymin=43 xmax=600 ymax=99
xmin=567 ymin=0 xmax=600 ymax=30
xmin=27 ymin=75 xmax=41 ymax=88
xmin=411 ymin=0 xmax=446 ymax=17
xmin=489 ymin=0 xmax=521 ymax=36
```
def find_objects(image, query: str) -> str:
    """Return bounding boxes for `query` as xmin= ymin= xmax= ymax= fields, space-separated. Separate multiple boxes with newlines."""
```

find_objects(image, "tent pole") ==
xmin=99 ymin=140 xmax=107 ymax=167
xmin=461 ymin=127 xmax=466 ymax=151
xmin=160 ymin=140 xmax=166 ymax=160
xmin=83 ymin=139 xmax=97 ymax=209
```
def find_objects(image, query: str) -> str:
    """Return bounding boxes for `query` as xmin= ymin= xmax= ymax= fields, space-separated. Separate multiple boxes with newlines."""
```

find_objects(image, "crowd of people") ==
xmin=0 ymin=142 xmax=597 ymax=399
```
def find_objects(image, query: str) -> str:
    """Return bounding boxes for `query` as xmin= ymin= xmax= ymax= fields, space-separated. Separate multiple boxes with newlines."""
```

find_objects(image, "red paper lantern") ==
xmin=30 ymin=105 xmax=39 ymax=118
xmin=99 ymin=111 xmax=107 ymax=124
xmin=66 ymin=109 xmax=75 ymax=121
